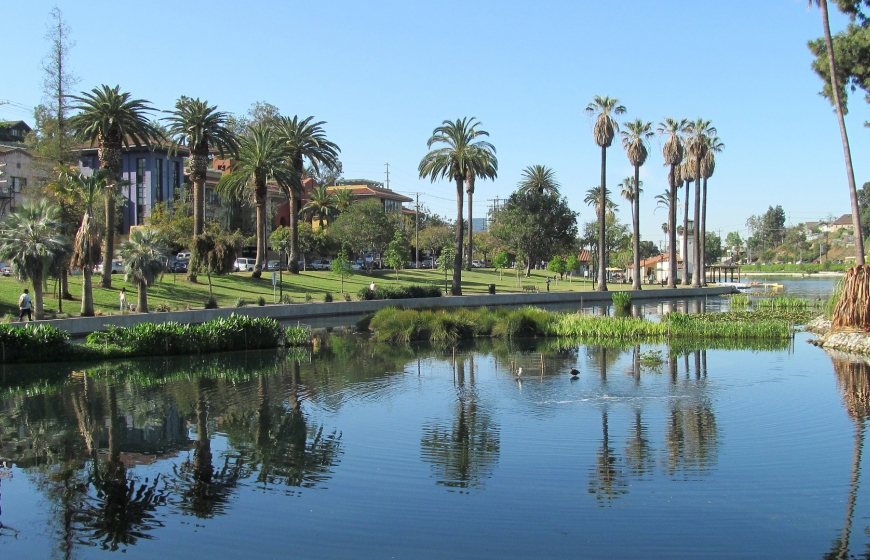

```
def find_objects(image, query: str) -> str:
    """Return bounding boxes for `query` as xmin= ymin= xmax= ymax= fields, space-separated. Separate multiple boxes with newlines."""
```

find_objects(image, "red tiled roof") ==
xmin=328 ymin=184 xmax=412 ymax=203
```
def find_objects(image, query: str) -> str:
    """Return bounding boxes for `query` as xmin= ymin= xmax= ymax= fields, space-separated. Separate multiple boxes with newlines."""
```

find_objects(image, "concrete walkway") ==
xmin=37 ymin=286 xmax=737 ymax=336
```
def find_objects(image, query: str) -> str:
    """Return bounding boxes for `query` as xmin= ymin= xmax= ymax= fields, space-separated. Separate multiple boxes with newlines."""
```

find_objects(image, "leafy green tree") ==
xmin=657 ymin=118 xmax=688 ymax=288
xmin=277 ymin=115 xmax=341 ymax=273
xmin=473 ymin=231 xmax=498 ymax=264
xmin=581 ymin=213 xmax=630 ymax=277
xmin=0 ymin=199 xmax=67 ymax=319
xmin=586 ymin=96 xmax=626 ymax=291
xmin=328 ymin=200 xmax=397 ymax=258
xmin=147 ymin=199 xmax=195 ymax=255
xmin=384 ymin=229 xmax=409 ymax=280
xmin=517 ymin=164 xmax=560 ymax=195
xmin=419 ymin=117 xmax=494 ymax=295
xmin=216 ymin=123 xmax=293 ymax=278
xmin=269 ymin=226 xmax=292 ymax=269
xmin=164 ymin=96 xmax=238 ymax=281
xmin=59 ymin=170 xmax=105 ymax=316
xmin=807 ymin=0 xmax=865 ymax=264
xmin=639 ymin=241 xmax=660 ymax=260
xmin=119 ymin=228 xmax=167 ymax=313
xmin=331 ymin=248 xmax=352 ymax=294
xmin=489 ymin=189 xmax=578 ymax=277
xmin=68 ymin=84 xmax=163 ymax=288
xmin=565 ymin=254 xmax=580 ymax=281
xmin=725 ymin=231 xmax=744 ymax=257
xmin=438 ymin=244 xmax=456 ymax=294
xmin=704 ymin=231 xmax=723 ymax=265
xmin=193 ymin=231 xmax=239 ymax=297
xmin=418 ymin=223 xmax=454 ymax=265
xmin=621 ymin=119 xmax=653 ymax=290
xmin=548 ymin=256 xmax=567 ymax=279
xmin=858 ymin=181 xmax=870 ymax=239
xmin=493 ymin=250 xmax=509 ymax=279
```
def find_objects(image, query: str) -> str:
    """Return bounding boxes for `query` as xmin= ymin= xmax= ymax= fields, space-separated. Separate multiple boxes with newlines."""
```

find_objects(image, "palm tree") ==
xmin=619 ymin=176 xmax=643 ymax=287
xmin=163 ymin=97 xmax=238 ymax=281
xmin=277 ymin=115 xmax=341 ymax=274
xmin=687 ymin=119 xmax=716 ymax=287
xmin=699 ymin=136 xmax=724 ymax=285
xmin=679 ymin=158 xmax=693 ymax=285
xmin=301 ymin=184 xmax=337 ymax=230
xmin=59 ymin=170 xmax=105 ymax=316
xmin=621 ymin=119 xmax=653 ymax=290
xmin=333 ymin=188 xmax=353 ymax=214
xmin=419 ymin=117 xmax=494 ymax=295
xmin=68 ymin=84 xmax=163 ymax=288
xmin=464 ymin=144 xmax=498 ymax=270
xmin=0 ymin=200 xmax=67 ymax=319
xmin=657 ymin=118 xmax=688 ymax=288
xmin=586 ymin=96 xmax=626 ymax=292
xmin=119 ymin=228 xmax=166 ymax=313
xmin=809 ymin=0 xmax=864 ymax=265
xmin=217 ymin=124 xmax=294 ymax=278
xmin=517 ymin=164 xmax=560 ymax=195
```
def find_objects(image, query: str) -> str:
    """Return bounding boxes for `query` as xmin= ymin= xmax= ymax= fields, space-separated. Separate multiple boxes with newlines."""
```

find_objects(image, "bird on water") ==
xmin=570 ymin=368 xmax=580 ymax=379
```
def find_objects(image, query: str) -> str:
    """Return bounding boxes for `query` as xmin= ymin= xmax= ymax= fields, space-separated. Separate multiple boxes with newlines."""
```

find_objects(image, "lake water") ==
xmin=0 ymin=321 xmax=867 ymax=559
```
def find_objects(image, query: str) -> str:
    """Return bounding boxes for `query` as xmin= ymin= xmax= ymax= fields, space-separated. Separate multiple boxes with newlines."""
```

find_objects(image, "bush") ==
xmin=358 ymin=284 xmax=443 ymax=301
xmin=257 ymin=296 xmax=266 ymax=306
xmin=236 ymin=298 xmax=247 ymax=308
xmin=285 ymin=325 xmax=312 ymax=346
xmin=205 ymin=296 xmax=219 ymax=309
xmin=0 ymin=324 xmax=72 ymax=362
xmin=611 ymin=292 xmax=632 ymax=314
xmin=324 ymin=292 xmax=333 ymax=303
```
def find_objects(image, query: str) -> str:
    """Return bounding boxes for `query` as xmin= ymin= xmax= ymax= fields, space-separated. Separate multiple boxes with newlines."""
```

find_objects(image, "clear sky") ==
xmin=3 ymin=0 xmax=867 ymax=249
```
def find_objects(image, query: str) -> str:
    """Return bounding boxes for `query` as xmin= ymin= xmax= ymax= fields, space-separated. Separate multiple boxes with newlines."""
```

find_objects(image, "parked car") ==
xmin=168 ymin=258 xmax=188 ymax=273
xmin=177 ymin=251 xmax=191 ymax=260
xmin=234 ymin=257 xmax=256 ymax=272
xmin=95 ymin=259 xmax=124 ymax=274
xmin=309 ymin=258 xmax=332 ymax=271
xmin=266 ymin=260 xmax=286 ymax=271
xmin=472 ymin=260 xmax=486 ymax=268
xmin=0 ymin=262 xmax=11 ymax=276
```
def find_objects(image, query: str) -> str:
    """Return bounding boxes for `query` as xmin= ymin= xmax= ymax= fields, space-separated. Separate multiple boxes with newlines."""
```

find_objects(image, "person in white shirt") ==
xmin=17 ymin=289 xmax=32 ymax=322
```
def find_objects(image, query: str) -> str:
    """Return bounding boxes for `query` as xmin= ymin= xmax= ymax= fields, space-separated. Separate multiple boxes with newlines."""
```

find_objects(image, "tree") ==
xmin=216 ymin=123 xmax=293 ymax=278
xmin=639 ymin=240 xmax=660 ymax=260
xmin=489 ymin=189 xmax=578 ymax=277
xmin=725 ymin=231 xmax=744 ymax=258
xmin=807 ymin=0 xmax=865 ymax=264
xmin=687 ymin=119 xmax=716 ymax=286
xmin=164 ymin=96 xmax=238 ymax=281
xmin=330 ymin=248 xmax=352 ymax=294
xmin=857 ymin=181 xmax=870 ymax=239
xmin=565 ymin=254 xmax=580 ymax=281
xmin=679 ymin=158 xmax=693 ymax=285
xmin=192 ymin=231 xmax=239 ymax=297
xmin=517 ymin=164 xmax=560 ymax=195
xmin=147 ymin=199 xmax=195 ymax=255
xmin=277 ymin=115 xmax=341 ymax=274
xmin=699 ymin=135 xmax=724 ymax=284
xmin=300 ymin=184 xmax=337 ymax=229
xmin=657 ymin=118 xmax=688 ymax=288
xmin=119 ymin=228 xmax=167 ymax=313
xmin=464 ymin=144 xmax=498 ymax=270
xmin=493 ymin=250 xmax=509 ymax=279
xmin=438 ymin=244 xmax=456 ymax=294
xmin=419 ymin=117 xmax=494 ymax=295
xmin=0 ymin=199 xmax=67 ymax=319
xmin=621 ymin=119 xmax=653 ymax=289
xmin=586 ymin=96 xmax=626 ymax=292
xmin=548 ymin=256 xmax=567 ymax=279
xmin=580 ymin=214 xmax=630 ymax=279
xmin=59 ymin=170 xmax=104 ymax=316
xmin=384 ymin=229 xmax=409 ymax=280
xmin=269 ymin=226 xmax=293 ymax=270
xmin=704 ymin=231 xmax=723 ymax=265
xmin=68 ymin=84 xmax=163 ymax=288
xmin=473 ymin=231 xmax=498 ymax=264
xmin=328 ymin=199 xmax=397 ymax=257
xmin=418 ymin=223 xmax=454 ymax=266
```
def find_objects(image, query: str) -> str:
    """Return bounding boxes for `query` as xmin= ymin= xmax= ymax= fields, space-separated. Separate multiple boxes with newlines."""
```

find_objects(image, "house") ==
xmin=0 ymin=144 xmax=49 ymax=218
xmin=77 ymin=142 xmax=188 ymax=233
xmin=824 ymin=214 xmax=853 ymax=233
xmin=626 ymin=253 xmax=685 ymax=284
xmin=0 ymin=121 xmax=31 ymax=144
xmin=575 ymin=249 xmax=592 ymax=277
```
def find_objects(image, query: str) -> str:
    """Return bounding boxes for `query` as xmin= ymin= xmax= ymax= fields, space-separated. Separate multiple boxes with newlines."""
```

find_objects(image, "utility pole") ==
xmin=486 ymin=196 xmax=501 ymax=229
xmin=384 ymin=162 xmax=390 ymax=190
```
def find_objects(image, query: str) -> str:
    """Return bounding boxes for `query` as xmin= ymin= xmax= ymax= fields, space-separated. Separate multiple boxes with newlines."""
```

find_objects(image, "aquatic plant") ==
xmin=611 ymin=292 xmax=632 ymax=314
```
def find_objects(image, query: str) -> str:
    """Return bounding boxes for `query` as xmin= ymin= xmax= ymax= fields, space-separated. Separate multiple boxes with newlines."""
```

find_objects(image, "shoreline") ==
xmin=738 ymin=271 xmax=844 ymax=277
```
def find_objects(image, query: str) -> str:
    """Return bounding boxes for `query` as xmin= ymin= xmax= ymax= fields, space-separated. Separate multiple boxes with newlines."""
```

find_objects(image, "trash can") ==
xmin=488 ymin=284 xmax=496 ymax=295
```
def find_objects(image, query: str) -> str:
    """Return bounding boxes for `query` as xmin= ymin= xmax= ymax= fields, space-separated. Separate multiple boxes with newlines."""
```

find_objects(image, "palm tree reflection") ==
xmin=589 ymin=408 xmax=627 ymax=503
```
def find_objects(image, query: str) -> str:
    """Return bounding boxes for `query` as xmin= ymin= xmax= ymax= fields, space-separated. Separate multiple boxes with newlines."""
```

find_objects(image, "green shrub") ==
xmin=358 ymin=284 xmax=443 ymax=301
xmin=324 ymin=292 xmax=333 ymax=303
xmin=257 ymin=296 xmax=266 ymax=306
xmin=205 ymin=296 xmax=218 ymax=309
xmin=0 ymin=324 xmax=72 ymax=362
xmin=285 ymin=325 xmax=312 ymax=346
xmin=611 ymin=292 xmax=632 ymax=314
xmin=235 ymin=298 xmax=247 ymax=308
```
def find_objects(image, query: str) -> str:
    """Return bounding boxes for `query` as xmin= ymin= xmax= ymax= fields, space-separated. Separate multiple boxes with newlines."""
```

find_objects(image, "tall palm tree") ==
xmin=301 ymin=184 xmax=337 ymax=230
xmin=464 ymin=144 xmax=498 ymax=270
xmin=679 ymin=158 xmax=693 ymax=285
xmin=809 ymin=0 xmax=864 ymax=265
xmin=419 ymin=117 xmax=494 ymax=295
xmin=119 ymin=228 xmax=166 ymax=313
xmin=163 ymin=97 xmax=238 ymax=281
xmin=68 ymin=84 xmax=163 ymax=288
xmin=60 ymin=170 xmax=105 ymax=316
xmin=657 ymin=118 xmax=688 ymax=288
xmin=586 ymin=96 xmax=626 ymax=292
xmin=0 ymin=200 xmax=67 ymax=319
xmin=217 ymin=124 xmax=294 ymax=278
xmin=687 ymin=119 xmax=716 ymax=287
xmin=333 ymin=188 xmax=353 ymax=214
xmin=517 ymin=164 xmax=560 ymax=195
xmin=277 ymin=115 xmax=341 ymax=274
xmin=621 ymin=119 xmax=653 ymax=290
xmin=699 ymin=136 xmax=724 ymax=285
xmin=619 ymin=176 xmax=643 ymax=287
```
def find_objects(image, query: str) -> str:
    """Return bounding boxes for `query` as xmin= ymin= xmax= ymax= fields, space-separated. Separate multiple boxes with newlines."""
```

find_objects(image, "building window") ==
xmin=154 ymin=158 xmax=163 ymax=203
xmin=171 ymin=160 xmax=181 ymax=196
xmin=136 ymin=158 xmax=146 ymax=224
xmin=10 ymin=177 xmax=26 ymax=192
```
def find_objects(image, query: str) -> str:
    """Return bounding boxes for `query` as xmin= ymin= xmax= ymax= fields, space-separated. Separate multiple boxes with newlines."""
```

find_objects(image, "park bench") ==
xmin=521 ymin=284 xmax=539 ymax=293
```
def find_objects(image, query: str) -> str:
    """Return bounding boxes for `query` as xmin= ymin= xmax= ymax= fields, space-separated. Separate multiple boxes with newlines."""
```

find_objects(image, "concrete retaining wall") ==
xmin=38 ymin=286 xmax=737 ymax=336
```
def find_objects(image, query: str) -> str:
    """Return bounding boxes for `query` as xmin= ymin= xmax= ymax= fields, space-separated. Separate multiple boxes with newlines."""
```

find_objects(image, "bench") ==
xmin=521 ymin=285 xmax=539 ymax=293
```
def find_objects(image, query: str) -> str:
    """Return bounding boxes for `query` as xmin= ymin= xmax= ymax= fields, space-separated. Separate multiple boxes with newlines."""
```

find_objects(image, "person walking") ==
xmin=17 ymin=289 xmax=32 ymax=322
xmin=119 ymin=288 xmax=127 ymax=313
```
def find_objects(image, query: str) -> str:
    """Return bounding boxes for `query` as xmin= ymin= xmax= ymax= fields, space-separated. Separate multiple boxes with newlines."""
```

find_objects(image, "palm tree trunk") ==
xmin=33 ymin=269 xmax=44 ymax=320
xmin=61 ymin=268 xmax=72 ymax=299
xmin=81 ymin=266 xmax=94 ymax=317
xmin=137 ymin=279 xmax=148 ymax=313
xmin=102 ymin=189 xmax=115 ymax=288
xmin=288 ymin=188 xmax=300 ymax=274
xmin=701 ymin=177 xmax=708 ymax=286
xmin=466 ymin=185 xmax=474 ymax=271
xmin=819 ymin=0 xmax=865 ymax=265
xmin=253 ymin=192 xmax=265 ymax=279
xmin=188 ymin=173 xmax=204 ymax=283
xmin=682 ymin=180 xmax=690 ymax=285
xmin=693 ymin=159 xmax=702 ymax=287
xmin=668 ymin=169 xmax=677 ymax=289
xmin=597 ymin=146 xmax=608 ymax=292
xmin=632 ymin=165 xmax=642 ymax=290
xmin=453 ymin=176 xmax=464 ymax=295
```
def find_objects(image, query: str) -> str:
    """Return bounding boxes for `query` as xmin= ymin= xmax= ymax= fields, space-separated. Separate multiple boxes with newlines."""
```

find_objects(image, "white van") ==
xmin=234 ymin=258 xmax=256 ymax=272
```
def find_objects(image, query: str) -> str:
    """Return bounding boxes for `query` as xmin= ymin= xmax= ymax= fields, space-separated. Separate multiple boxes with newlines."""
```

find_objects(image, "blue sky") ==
xmin=3 ymin=0 xmax=867 ymax=248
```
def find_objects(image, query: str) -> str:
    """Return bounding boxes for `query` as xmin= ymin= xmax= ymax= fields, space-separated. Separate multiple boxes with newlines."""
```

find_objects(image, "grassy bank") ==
xmin=0 ymin=268 xmax=639 ymax=320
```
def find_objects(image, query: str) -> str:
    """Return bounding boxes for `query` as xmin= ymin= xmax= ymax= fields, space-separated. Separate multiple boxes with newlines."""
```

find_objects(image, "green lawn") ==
xmin=0 ymin=268 xmax=634 ymax=320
